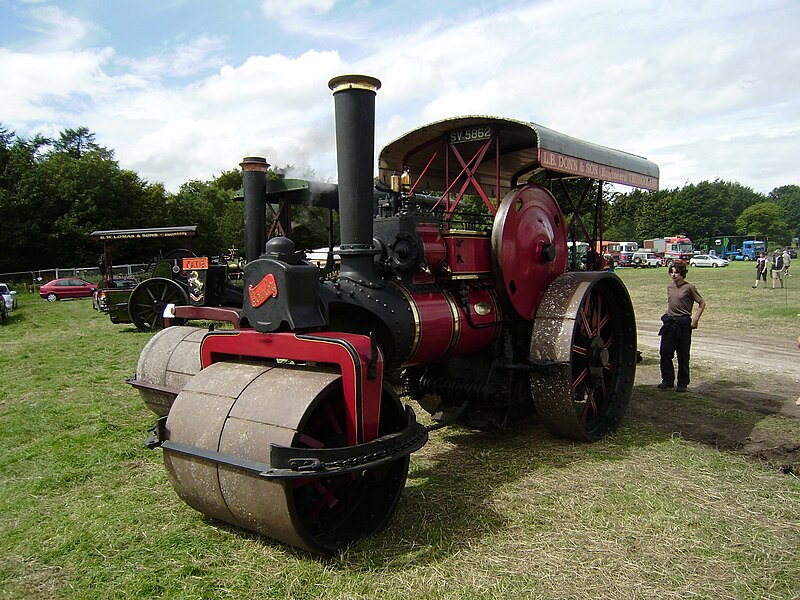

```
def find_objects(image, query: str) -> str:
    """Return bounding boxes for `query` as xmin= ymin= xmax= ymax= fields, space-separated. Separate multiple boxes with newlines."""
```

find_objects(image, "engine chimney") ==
xmin=240 ymin=156 xmax=269 ymax=264
xmin=328 ymin=74 xmax=381 ymax=282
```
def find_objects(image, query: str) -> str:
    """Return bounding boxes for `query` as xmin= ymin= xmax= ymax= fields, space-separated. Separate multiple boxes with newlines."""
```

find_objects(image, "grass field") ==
xmin=615 ymin=260 xmax=800 ymax=337
xmin=1 ymin=264 xmax=798 ymax=600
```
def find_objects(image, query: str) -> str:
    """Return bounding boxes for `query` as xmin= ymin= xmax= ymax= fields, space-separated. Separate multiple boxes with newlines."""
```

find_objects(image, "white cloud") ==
xmin=91 ymin=49 xmax=345 ymax=188
xmin=260 ymin=0 xmax=336 ymax=20
xmin=0 ymin=47 xmax=120 ymax=122
xmin=116 ymin=34 xmax=229 ymax=80
xmin=26 ymin=5 xmax=93 ymax=51
xmin=2 ymin=0 xmax=798 ymax=194
xmin=349 ymin=0 xmax=800 ymax=192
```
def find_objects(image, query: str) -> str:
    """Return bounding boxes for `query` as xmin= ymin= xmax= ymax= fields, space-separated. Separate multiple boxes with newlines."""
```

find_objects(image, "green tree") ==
xmin=735 ymin=202 xmax=790 ymax=243
xmin=53 ymin=127 xmax=110 ymax=160
xmin=604 ymin=189 xmax=639 ymax=241
xmin=769 ymin=185 xmax=800 ymax=241
xmin=0 ymin=127 xmax=170 ymax=271
xmin=606 ymin=180 xmax=765 ymax=244
xmin=166 ymin=178 xmax=244 ymax=257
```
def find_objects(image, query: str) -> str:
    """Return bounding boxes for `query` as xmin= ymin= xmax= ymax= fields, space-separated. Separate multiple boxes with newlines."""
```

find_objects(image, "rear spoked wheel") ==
xmin=128 ymin=277 xmax=188 ymax=332
xmin=529 ymin=272 xmax=637 ymax=441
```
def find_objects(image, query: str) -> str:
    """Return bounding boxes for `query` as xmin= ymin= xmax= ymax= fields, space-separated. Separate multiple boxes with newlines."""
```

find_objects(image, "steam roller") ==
xmin=163 ymin=361 xmax=410 ymax=552
xmin=129 ymin=73 xmax=659 ymax=551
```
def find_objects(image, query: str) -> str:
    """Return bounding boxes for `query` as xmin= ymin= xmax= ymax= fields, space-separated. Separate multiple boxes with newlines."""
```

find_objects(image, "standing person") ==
xmin=658 ymin=261 xmax=706 ymax=393
xmin=782 ymin=248 xmax=791 ymax=276
xmin=753 ymin=252 xmax=768 ymax=288
xmin=770 ymin=249 xmax=785 ymax=289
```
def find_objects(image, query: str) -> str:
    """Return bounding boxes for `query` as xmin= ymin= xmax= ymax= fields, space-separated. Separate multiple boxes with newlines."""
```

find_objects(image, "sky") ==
xmin=1 ymin=0 xmax=798 ymax=195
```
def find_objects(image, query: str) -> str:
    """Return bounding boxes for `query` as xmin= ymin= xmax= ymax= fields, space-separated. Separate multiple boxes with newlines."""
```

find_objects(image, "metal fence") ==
xmin=0 ymin=264 xmax=149 ymax=289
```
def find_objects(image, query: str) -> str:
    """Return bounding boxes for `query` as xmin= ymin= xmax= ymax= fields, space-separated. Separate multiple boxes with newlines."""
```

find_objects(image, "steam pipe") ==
xmin=240 ymin=156 xmax=269 ymax=263
xmin=329 ymin=74 xmax=381 ymax=281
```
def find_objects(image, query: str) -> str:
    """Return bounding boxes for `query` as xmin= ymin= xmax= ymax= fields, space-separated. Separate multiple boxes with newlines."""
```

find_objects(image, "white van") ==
xmin=631 ymin=250 xmax=662 ymax=268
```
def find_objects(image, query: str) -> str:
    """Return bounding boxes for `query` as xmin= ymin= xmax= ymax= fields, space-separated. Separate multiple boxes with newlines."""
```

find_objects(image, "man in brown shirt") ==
xmin=658 ymin=261 xmax=706 ymax=392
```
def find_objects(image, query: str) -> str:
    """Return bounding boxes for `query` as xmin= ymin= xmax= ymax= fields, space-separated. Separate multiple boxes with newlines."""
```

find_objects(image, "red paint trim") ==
xmin=199 ymin=330 xmax=383 ymax=444
xmin=170 ymin=305 xmax=242 ymax=327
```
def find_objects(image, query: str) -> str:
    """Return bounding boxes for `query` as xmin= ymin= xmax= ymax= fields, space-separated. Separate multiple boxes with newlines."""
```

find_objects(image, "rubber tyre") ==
xmin=46 ymin=293 xmax=58 ymax=302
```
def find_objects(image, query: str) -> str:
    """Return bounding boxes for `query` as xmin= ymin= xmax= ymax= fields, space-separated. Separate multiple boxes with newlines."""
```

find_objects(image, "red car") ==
xmin=39 ymin=278 xmax=98 ymax=302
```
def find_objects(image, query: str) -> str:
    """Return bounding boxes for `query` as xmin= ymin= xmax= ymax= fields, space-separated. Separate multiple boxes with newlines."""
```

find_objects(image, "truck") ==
xmin=643 ymin=235 xmax=693 ymax=267
xmin=596 ymin=240 xmax=639 ymax=267
xmin=727 ymin=240 xmax=766 ymax=261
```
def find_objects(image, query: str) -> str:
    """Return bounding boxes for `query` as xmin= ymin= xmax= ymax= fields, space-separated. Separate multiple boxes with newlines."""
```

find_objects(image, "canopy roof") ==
xmin=378 ymin=116 xmax=659 ymax=194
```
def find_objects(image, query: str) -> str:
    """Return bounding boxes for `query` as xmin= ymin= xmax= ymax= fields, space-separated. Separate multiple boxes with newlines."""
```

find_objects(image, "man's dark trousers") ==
xmin=659 ymin=316 xmax=692 ymax=388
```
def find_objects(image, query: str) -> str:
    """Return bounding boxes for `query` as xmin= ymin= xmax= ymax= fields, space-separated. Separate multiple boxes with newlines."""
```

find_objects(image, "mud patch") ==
xmin=628 ymin=367 xmax=800 ymax=473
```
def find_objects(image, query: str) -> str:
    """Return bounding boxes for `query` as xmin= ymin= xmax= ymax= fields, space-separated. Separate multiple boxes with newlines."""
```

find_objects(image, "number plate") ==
xmin=449 ymin=126 xmax=492 ymax=144
xmin=183 ymin=257 xmax=209 ymax=270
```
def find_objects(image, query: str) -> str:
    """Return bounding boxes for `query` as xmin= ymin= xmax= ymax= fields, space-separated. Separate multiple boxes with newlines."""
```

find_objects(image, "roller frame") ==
xmin=200 ymin=329 xmax=385 ymax=444
xmin=145 ymin=406 xmax=428 ymax=479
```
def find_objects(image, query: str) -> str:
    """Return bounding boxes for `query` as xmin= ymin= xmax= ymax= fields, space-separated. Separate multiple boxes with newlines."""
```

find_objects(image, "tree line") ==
xmin=1 ymin=125 xmax=798 ymax=274
xmin=603 ymin=180 xmax=799 ymax=247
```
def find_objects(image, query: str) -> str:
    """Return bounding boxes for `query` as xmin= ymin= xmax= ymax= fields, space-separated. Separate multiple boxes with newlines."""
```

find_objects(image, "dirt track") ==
xmin=629 ymin=320 xmax=800 ymax=473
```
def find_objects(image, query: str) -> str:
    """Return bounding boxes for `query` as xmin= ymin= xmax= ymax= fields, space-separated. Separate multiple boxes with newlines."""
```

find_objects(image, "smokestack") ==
xmin=240 ymin=156 xmax=269 ymax=263
xmin=328 ymin=74 xmax=381 ymax=281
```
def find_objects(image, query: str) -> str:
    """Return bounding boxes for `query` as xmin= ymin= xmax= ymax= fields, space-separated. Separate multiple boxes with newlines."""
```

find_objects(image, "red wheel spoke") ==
xmin=309 ymin=483 xmax=338 ymax=518
xmin=580 ymin=294 xmax=596 ymax=335
xmin=592 ymin=294 xmax=602 ymax=332
xmin=572 ymin=367 xmax=589 ymax=390
xmin=582 ymin=388 xmax=598 ymax=423
xmin=292 ymin=477 xmax=319 ymax=489
xmin=324 ymin=399 xmax=344 ymax=436
xmin=579 ymin=307 xmax=594 ymax=338
xmin=597 ymin=309 xmax=610 ymax=332
xmin=572 ymin=344 xmax=588 ymax=356
xmin=299 ymin=433 xmax=324 ymax=448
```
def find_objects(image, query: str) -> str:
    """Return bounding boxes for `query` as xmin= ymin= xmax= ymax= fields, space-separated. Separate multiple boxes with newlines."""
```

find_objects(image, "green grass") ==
xmin=615 ymin=261 xmax=800 ymax=336
xmin=1 ymin=285 xmax=799 ymax=600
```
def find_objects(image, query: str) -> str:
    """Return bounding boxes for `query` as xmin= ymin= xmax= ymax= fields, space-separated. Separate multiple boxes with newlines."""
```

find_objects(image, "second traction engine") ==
xmin=133 ymin=74 xmax=659 ymax=552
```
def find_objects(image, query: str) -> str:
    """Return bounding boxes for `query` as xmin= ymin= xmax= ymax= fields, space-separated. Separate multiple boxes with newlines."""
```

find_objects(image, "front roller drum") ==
xmin=135 ymin=326 xmax=206 ymax=416
xmin=163 ymin=361 xmax=410 ymax=552
xmin=530 ymin=272 xmax=637 ymax=441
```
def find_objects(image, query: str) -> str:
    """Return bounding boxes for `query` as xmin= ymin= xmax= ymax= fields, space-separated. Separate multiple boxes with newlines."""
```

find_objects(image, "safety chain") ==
xmin=316 ymin=424 xmax=430 ymax=471
xmin=295 ymin=397 xmax=471 ymax=472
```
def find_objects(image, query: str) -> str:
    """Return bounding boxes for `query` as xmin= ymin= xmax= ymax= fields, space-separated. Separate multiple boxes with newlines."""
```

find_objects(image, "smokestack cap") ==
xmin=240 ymin=157 xmax=269 ymax=172
xmin=328 ymin=74 xmax=381 ymax=94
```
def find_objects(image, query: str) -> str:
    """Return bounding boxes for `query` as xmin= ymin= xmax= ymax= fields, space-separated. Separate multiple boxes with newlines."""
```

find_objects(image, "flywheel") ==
xmin=162 ymin=361 xmax=410 ymax=552
xmin=491 ymin=184 xmax=568 ymax=320
xmin=529 ymin=272 xmax=637 ymax=441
